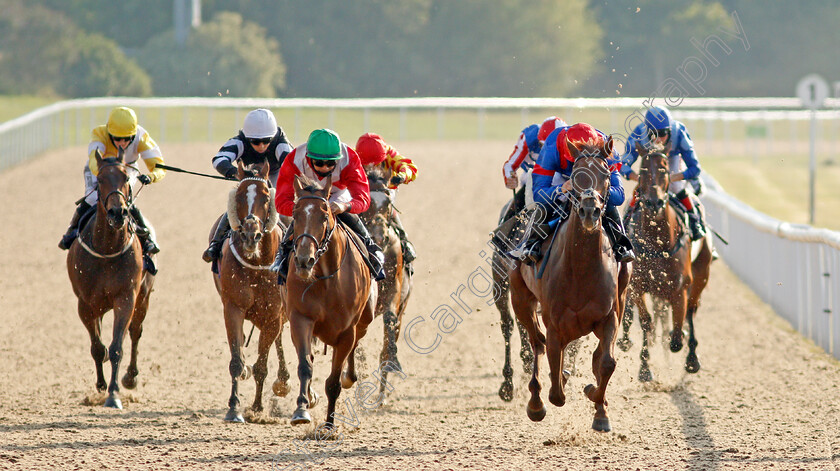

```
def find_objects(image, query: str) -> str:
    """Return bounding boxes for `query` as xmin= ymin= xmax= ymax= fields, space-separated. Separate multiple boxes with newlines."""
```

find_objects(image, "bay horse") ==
xmin=360 ymin=169 xmax=412 ymax=393
xmin=620 ymin=143 xmax=713 ymax=382
xmin=490 ymin=199 xmax=534 ymax=402
xmin=210 ymin=160 xmax=291 ymax=422
xmin=67 ymin=149 xmax=154 ymax=409
xmin=509 ymin=137 xmax=632 ymax=432
xmin=285 ymin=174 xmax=377 ymax=426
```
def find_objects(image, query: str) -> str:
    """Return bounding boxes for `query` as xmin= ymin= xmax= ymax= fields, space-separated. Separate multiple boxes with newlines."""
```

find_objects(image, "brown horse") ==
xmin=620 ymin=143 xmax=713 ymax=381
xmin=67 ymin=149 xmax=155 ymax=409
xmin=210 ymin=160 xmax=291 ymax=422
xmin=285 ymin=174 xmax=377 ymax=426
xmin=360 ymin=169 xmax=413 ymax=393
xmin=509 ymin=137 xmax=631 ymax=432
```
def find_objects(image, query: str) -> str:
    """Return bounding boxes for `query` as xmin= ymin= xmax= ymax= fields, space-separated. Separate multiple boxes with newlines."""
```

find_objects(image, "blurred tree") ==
xmin=0 ymin=0 xmax=151 ymax=97
xmin=139 ymin=11 xmax=286 ymax=97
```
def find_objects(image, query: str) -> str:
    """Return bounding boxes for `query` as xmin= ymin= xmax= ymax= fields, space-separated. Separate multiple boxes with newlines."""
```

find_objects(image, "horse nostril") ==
xmin=305 ymin=257 xmax=315 ymax=269
xmin=593 ymin=208 xmax=601 ymax=219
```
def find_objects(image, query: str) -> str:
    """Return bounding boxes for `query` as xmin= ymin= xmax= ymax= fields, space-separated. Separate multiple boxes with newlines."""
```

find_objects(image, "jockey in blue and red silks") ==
xmin=620 ymin=105 xmax=707 ymax=241
xmin=501 ymin=116 xmax=567 ymax=219
xmin=512 ymin=122 xmax=635 ymax=264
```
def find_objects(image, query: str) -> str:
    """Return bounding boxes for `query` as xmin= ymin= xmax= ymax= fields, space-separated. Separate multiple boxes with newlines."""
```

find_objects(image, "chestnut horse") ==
xmin=210 ymin=160 xmax=291 ymax=422
xmin=620 ymin=143 xmax=713 ymax=381
xmin=285 ymin=175 xmax=377 ymax=426
xmin=360 ymin=169 xmax=412 ymax=393
xmin=67 ymin=149 xmax=155 ymax=409
xmin=509 ymin=138 xmax=632 ymax=432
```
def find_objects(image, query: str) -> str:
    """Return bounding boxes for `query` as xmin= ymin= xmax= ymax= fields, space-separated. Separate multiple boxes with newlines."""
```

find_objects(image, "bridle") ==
xmin=633 ymin=152 xmax=688 ymax=259
xmin=293 ymin=194 xmax=336 ymax=265
xmin=79 ymin=159 xmax=137 ymax=259
xmin=637 ymin=153 xmax=669 ymax=212
xmin=569 ymin=154 xmax=609 ymax=214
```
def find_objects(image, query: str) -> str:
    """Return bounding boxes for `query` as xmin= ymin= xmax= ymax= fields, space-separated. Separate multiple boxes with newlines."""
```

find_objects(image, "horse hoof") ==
xmin=340 ymin=371 xmax=356 ymax=389
xmin=121 ymin=374 xmax=137 ymax=390
xmin=685 ymin=355 xmax=701 ymax=374
xmin=224 ymin=410 xmax=245 ymax=423
xmin=291 ymin=409 xmax=311 ymax=425
xmin=592 ymin=417 xmax=611 ymax=432
xmin=498 ymin=382 xmax=514 ymax=402
xmin=562 ymin=369 xmax=571 ymax=381
xmin=527 ymin=405 xmax=547 ymax=422
xmin=669 ymin=337 xmax=683 ymax=353
xmin=272 ymin=379 xmax=291 ymax=397
xmin=638 ymin=367 xmax=653 ymax=383
xmin=583 ymin=384 xmax=596 ymax=400
xmin=548 ymin=391 xmax=565 ymax=408
xmin=617 ymin=338 xmax=633 ymax=352
xmin=239 ymin=365 xmax=253 ymax=381
xmin=104 ymin=396 xmax=122 ymax=410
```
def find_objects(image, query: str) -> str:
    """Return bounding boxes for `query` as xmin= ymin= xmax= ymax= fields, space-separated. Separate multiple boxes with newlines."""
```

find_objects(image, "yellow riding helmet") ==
xmin=106 ymin=107 xmax=138 ymax=137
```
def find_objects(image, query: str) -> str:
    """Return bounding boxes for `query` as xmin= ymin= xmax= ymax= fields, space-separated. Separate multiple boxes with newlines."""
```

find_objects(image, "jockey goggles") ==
xmin=249 ymin=137 xmax=272 ymax=145
xmin=110 ymin=134 xmax=135 ymax=144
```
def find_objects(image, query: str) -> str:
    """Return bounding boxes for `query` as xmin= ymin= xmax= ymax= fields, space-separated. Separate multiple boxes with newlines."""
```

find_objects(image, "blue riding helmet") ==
xmin=645 ymin=106 xmax=673 ymax=131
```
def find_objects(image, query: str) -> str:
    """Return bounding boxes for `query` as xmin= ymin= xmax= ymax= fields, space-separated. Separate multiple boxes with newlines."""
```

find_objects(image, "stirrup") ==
xmin=202 ymin=241 xmax=221 ymax=263
xmin=614 ymin=245 xmax=636 ymax=263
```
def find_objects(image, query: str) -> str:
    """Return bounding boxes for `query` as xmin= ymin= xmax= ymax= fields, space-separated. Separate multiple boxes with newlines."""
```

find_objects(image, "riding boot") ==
xmin=202 ymin=214 xmax=231 ymax=263
xmin=390 ymin=211 xmax=416 ymax=264
xmin=687 ymin=207 xmax=706 ymax=241
xmin=58 ymin=201 xmax=91 ymax=250
xmin=270 ymin=221 xmax=295 ymax=285
xmin=128 ymin=205 xmax=160 ymax=254
xmin=604 ymin=205 xmax=636 ymax=263
xmin=337 ymin=213 xmax=386 ymax=281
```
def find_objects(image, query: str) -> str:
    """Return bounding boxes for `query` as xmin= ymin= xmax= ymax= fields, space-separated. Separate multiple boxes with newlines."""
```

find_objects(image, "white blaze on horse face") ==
xmin=370 ymin=192 xmax=390 ymax=211
xmin=246 ymin=184 xmax=257 ymax=215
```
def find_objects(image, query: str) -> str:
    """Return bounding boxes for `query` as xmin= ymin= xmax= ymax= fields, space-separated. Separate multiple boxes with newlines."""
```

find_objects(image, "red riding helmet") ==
xmin=355 ymin=132 xmax=390 ymax=166
xmin=538 ymin=116 xmax=567 ymax=142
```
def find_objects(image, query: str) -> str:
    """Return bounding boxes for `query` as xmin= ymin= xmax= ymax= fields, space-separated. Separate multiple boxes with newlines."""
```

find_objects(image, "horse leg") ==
xmin=636 ymin=297 xmax=654 ymax=383
xmin=78 ymin=301 xmax=108 ymax=393
xmin=347 ymin=291 xmax=375 ymax=390
xmin=685 ymin=246 xmax=711 ymax=374
xmin=251 ymin=317 xmax=280 ymax=413
xmin=584 ymin=312 xmax=619 ymax=432
xmin=272 ymin=325 xmax=291 ymax=397
xmin=121 ymin=287 xmax=149 ymax=390
xmin=617 ymin=297 xmax=634 ymax=352
xmin=517 ymin=320 xmax=534 ymax=375
xmin=494 ymin=268 xmax=515 ymax=402
xmin=669 ymin=289 xmax=689 ymax=353
xmin=289 ymin=314 xmax=315 ymax=425
xmin=105 ymin=295 xmax=137 ymax=409
xmin=509 ymin=267 xmax=545 ymax=422
xmin=546 ymin=329 xmax=568 ymax=408
xmin=326 ymin=329 xmax=357 ymax=428
xmin=223 ymin=304 xmax=247 ymax=422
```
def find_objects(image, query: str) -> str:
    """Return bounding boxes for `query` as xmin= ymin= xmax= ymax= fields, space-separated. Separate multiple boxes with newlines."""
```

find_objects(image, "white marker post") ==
xmin=796 ymin=74 xmax=829 ymax=225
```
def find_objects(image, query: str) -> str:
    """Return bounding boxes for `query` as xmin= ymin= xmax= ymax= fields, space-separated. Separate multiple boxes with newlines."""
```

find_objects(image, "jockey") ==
xmin=620 ymin=105 xmax=706 ymax=241
xmin=355 ymin=132 xmax=418 ymax=264
xmin=271 ymin=128 xmax=386 ymax=284
xmin=501 ymin=116 xmax=566 ymax=216
xmin=58 ymin=106 xmax=165 ymax=261
xmin=202 ymin=109 xmax=294 ymax=262
xmin=513 ymin=122 xmax=635 ymax=264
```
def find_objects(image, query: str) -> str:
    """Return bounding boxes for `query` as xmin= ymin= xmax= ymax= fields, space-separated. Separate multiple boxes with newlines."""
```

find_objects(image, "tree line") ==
xmin=0 ymin=0 xmax=837 ymax=99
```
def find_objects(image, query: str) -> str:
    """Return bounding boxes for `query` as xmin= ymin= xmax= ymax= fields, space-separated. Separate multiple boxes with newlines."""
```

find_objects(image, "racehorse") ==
xmin=508 ymin=137 xmax=632 ymax=432
xmin=619 ymin=143 xmax=713 ymax=381
xmin=67 ymin=149 xmax=155 ymax=409
xmin=360 ymin=168 xmax=412 ymax=393
xmin=285 ymin=174 xmax=377 ymax=426
xmin=490 ymin=199 xmax=535 ymax=402
xmin=210 ymin=160 xmax=291 ymax=422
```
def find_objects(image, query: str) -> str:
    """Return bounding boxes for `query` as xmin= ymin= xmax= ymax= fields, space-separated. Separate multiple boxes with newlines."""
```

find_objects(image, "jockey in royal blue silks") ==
xmin=510 ymin=122 xmax=635 ymax=265
xmin=620 ymin=105 xmax=706 ymax=241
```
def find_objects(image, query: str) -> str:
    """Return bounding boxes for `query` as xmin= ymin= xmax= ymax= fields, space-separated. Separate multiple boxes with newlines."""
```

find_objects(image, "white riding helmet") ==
xmin=242 ymin=109 xmax=277 ymax=139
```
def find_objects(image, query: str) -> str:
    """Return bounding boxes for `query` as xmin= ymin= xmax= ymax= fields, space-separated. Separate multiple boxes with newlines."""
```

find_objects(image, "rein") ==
xmin=293 ymin=195 xmax=336 ymax=266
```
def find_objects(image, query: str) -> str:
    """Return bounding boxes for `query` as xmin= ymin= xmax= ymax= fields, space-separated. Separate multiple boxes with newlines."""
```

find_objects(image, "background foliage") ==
xmin=0 ymin=0 xmax=838 ymax=99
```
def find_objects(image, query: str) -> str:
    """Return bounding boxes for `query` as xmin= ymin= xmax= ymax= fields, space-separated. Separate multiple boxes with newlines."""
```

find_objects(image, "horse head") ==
xmin=567 ymin=137 xmax=612 ymax=232
xmin=227 ymin=160 xmax=279 ymax=256
xmin=95 ymin=148 xmax=132 ymax=229
xmin=292 ymin=174 xmax=335 ymax=280
xmin=635 ymin=142 xmax=671 ymax=214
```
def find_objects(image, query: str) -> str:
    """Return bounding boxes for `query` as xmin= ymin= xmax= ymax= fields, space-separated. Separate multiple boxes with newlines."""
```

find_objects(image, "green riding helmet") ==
xmin=306 ymin=128 xmax=342 ymax=160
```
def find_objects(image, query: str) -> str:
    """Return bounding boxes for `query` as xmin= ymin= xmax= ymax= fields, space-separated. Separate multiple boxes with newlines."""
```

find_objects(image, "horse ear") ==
xmin=322 ymin=175 xmax=332 ymax=197
xmin=258 ymin=161 xmax=269 ymax=180
xmin=236 ymin=159 xmax=245 ymax=180
xmin=603 ymin=137 xmax=614 ymax=157
xmin=565 ymin=138 xmax=579 ymax=161
xmin=117 ymin=146 xmax=125 ymax=163
xmin=664 ymin=140 xmax=673 ymax=156
xmin=635 ymin=141 xmax=647 ymax=157
xmin=293 ymin=174 xmax=306 ymax=194
xmin=94 ymin=149 xmax=103 ymax=167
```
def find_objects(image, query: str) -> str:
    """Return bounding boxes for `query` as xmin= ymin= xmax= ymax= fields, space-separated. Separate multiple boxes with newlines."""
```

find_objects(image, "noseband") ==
xmin=637 ymin=154 xmax=669 ymax=211
xmin=97 ymin=161 xmax=134 ymax=209
xmin=569 ymin=155 xmax=608 ymax=213
xmin=294 ymin=195 xmax=336 ymax=263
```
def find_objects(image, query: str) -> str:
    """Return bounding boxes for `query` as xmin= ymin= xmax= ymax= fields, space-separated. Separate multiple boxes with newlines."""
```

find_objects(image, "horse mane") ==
xmin=240 ymin=162 xmax=265 ymax=180
xmin=295 ymin=174 xmax=324 ymax=194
